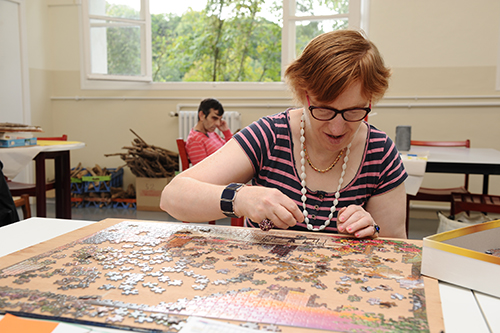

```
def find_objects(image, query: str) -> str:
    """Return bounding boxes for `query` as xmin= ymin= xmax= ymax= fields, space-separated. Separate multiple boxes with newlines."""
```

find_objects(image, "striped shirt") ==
xmin=233 ymin=110 xmax=407 ymax=233
xmin=186 ymin=129 xmax=233 ymax=165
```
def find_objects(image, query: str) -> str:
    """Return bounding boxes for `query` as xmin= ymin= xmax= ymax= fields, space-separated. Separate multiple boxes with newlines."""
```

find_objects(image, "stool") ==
xmin=451 ymin=193 xmax=500 ymax=216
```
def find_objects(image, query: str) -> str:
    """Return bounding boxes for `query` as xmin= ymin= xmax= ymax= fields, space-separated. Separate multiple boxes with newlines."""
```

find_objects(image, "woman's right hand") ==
xmin=234 ymin=186 xmax=303 ymax=229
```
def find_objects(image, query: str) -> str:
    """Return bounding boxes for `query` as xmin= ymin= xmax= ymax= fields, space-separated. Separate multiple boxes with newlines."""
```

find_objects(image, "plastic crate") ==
xmin=84 ymin=197 xmax=112 ymax=208
xmin=71 ymin=178 xmax=84 ymax=194
xmin=112 ymin=198 xmax=136 ymax=209
xmin=70 ymin=167 xmax=85 ymax=194
xmin=82 ymin=168 xmax=124 ymax=193
xmin=71 ymin=197 xmax=84 ymax=207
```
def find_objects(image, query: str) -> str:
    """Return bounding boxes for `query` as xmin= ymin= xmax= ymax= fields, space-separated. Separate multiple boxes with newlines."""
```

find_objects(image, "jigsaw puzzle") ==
xmin=0 ymin=219 xmax=443 ymax=332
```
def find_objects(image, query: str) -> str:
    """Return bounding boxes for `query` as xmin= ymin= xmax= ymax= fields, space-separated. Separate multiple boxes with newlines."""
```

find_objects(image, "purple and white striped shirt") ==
xmin=233 ymin=110 xmax=407 ymax=233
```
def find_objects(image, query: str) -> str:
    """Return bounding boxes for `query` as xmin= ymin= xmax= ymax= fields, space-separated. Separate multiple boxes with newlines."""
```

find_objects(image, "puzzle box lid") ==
xmin=422 ymin=219 xmax=500 ymax=298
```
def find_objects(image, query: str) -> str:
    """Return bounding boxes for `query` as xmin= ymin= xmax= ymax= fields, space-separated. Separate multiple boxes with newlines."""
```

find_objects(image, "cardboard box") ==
xmin=422 ymin=220 xmax=500 ymax=297
xmin=136 ymin=177 xmax=172 ymax=211
xmin=0 ymin=137 xmax=37 ymax=148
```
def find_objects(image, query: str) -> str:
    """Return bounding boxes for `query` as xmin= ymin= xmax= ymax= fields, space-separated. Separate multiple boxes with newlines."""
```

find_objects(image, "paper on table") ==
xmin=0 ymin=145 xmax=46 ymax=179
xmin=401 ymin=151 xmax=428 ymax=196
xmin=0 ymin=313 xmax=89 ymax=333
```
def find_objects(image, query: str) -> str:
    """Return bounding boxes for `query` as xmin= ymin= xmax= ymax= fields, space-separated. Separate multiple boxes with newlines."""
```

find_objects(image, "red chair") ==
xmin=176 ymin=138 xmax=191 ymax=171
xmin=175 ymin=138 xmax=244 ymax=227
xmin=6 ymin=135 xmax=68 ymax=211
xmin=406 ymin=140 xmax=471 ymax=235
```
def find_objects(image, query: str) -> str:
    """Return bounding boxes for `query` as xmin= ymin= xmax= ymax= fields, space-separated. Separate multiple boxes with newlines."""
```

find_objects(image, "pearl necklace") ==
xmin=299 ymin=110 xmax=351 ymax=232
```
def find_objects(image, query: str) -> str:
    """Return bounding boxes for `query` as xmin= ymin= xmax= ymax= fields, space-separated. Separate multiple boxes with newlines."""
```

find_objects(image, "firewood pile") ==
xmin=105 ymin=129 xmax=179 ymax=178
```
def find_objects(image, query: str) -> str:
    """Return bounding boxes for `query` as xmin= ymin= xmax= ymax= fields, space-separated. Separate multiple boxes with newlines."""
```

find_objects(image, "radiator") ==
xmin=178 ymin=111 xmax=241 ymax=140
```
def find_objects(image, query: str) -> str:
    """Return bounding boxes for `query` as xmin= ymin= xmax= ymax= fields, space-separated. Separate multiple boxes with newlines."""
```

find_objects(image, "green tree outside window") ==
xmin=102 ymin=0 xmax=349 ymax=82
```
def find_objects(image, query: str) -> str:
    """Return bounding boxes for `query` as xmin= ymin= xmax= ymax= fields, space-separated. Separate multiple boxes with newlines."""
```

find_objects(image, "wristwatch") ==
xmin=220 ymin=183 xmax=245 ymax=218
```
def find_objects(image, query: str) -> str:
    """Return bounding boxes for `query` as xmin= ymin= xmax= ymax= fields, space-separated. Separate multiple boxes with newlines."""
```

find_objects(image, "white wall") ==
xmin=18 ymin=0 xmax=500 ymax=198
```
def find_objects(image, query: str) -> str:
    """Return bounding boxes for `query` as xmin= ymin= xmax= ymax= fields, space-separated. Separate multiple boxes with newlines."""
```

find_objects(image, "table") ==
xmin=410 ymin=146 xmax=500 ymax=194
xmin=1 ymin=218 xmax=499 ymax=333
xmin=0 ymin=141 xmax=85 ymax=218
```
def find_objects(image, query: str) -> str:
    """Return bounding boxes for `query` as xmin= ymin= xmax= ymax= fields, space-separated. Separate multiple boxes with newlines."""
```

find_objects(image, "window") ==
xmin=82 ymin=0 xmax=151 ymax=82
xmin=80 ymin=0 xmax=364 ymax=89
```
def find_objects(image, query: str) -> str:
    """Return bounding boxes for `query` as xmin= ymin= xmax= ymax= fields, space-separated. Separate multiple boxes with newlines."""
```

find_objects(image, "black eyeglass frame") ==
xmin=308 ymin=105 xmax=371 ymax=122
xmin=306 ymin=94 xmax=371 ymax=122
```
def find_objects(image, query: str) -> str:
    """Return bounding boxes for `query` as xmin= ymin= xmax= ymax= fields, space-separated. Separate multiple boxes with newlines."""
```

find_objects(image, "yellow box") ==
xmin=422 ymin=220 xmax=500 ymax=297
xmin=136 ymin=177 xmax=172 ymax=211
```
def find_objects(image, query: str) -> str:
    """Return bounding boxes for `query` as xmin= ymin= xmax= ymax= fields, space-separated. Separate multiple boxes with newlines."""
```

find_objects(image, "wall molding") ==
xmin=50 ymin=95 xmax=500 ymax=109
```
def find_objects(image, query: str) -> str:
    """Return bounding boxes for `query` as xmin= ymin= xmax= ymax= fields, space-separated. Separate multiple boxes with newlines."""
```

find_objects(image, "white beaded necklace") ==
xmin=299 ymin=110 xmax=351 ymax=232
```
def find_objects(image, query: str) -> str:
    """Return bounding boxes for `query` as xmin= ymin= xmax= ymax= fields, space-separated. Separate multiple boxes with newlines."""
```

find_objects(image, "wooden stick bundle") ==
xmin=105 ymin=129 xmax=179 ymax=178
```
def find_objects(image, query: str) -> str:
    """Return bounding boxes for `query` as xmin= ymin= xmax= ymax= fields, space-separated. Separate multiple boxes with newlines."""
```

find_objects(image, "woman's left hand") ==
xmin=336 ymin=205 xmax=379 ymax=238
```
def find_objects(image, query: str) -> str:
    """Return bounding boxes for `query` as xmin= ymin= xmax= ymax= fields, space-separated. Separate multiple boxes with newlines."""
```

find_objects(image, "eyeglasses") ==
xmin=306 ymin=95 xmax=371 ymax=122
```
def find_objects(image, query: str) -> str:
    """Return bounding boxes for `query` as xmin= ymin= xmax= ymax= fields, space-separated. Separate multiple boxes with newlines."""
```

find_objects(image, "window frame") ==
xmin=79 ymin=0 xmax=366 ymax=91
xmin=81 ymin=0 xmax=152 ymax=82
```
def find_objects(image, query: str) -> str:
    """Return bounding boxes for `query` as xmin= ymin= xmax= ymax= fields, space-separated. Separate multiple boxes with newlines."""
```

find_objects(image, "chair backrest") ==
xmin=410 ymin=139 xmax=470 ymax=189
xmin=411 ymin=140 xmax=470 ymax=148
xmin=176 ymin=138 xmax=190 ymax=171
xmin=37 ymin=134 xmax=68 ymax=141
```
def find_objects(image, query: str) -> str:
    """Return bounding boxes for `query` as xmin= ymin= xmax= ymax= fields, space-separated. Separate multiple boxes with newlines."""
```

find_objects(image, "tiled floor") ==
xmin=20 ymin=201 xmax=441 ymax=240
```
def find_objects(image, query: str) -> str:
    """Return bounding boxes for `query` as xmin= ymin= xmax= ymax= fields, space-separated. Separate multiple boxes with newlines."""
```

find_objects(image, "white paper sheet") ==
xmin=401 ymin=152 xmax=428 ymax=195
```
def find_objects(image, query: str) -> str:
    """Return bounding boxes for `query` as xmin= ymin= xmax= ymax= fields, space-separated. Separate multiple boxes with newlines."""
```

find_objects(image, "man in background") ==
xmin=185 ymin=98 xmax=233 ymax=165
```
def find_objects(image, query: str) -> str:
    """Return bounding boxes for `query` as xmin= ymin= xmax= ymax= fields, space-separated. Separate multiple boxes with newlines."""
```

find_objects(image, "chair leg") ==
xmin=14 ymin=194 xmax=32 ymax=220
xmin=20 ymin=194 xmax=32 ymax=219
xmin=231 ymin=217 xmax=244 ymax=227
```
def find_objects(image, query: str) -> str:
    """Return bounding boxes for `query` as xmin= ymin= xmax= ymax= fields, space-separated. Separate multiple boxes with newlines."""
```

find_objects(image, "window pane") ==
xmin=295 ymin=0 xmax=349 ymax=17
xmin=295 ymin=20 xmax=348 ymax=55
xmin=90 ymin=22 xmax=142 ymax=76
xmin=89 ymin=0 xmax=141 ymax=20
xmin=149 ymin=0 xmax=282 ymax=82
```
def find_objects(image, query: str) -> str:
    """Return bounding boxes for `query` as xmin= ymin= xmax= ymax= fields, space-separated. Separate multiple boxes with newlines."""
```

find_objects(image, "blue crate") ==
xmin=82 ymin=168 xmax=124 ymax=193
xmin=71 ymin=167 xmax=85 ymax=194
xmin=84 ymin=198 xmax=112 ymax=208
xmin=71 ymin=179 xmax=84 ymax=194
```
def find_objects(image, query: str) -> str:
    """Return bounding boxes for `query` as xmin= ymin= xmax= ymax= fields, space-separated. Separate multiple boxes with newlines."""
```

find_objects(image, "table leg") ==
xmin=35 ymin=154 xmax=47 ymax=217
xmin=54 ymin=151 xmax=71 ymax=219
xmin=482 ymin=175 xmax=489 ymax=194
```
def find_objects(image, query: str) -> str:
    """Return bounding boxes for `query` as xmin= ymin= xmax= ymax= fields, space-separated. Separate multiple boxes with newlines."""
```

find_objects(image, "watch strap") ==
xmin=220 ymin=183 xmax=245 ymax=218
